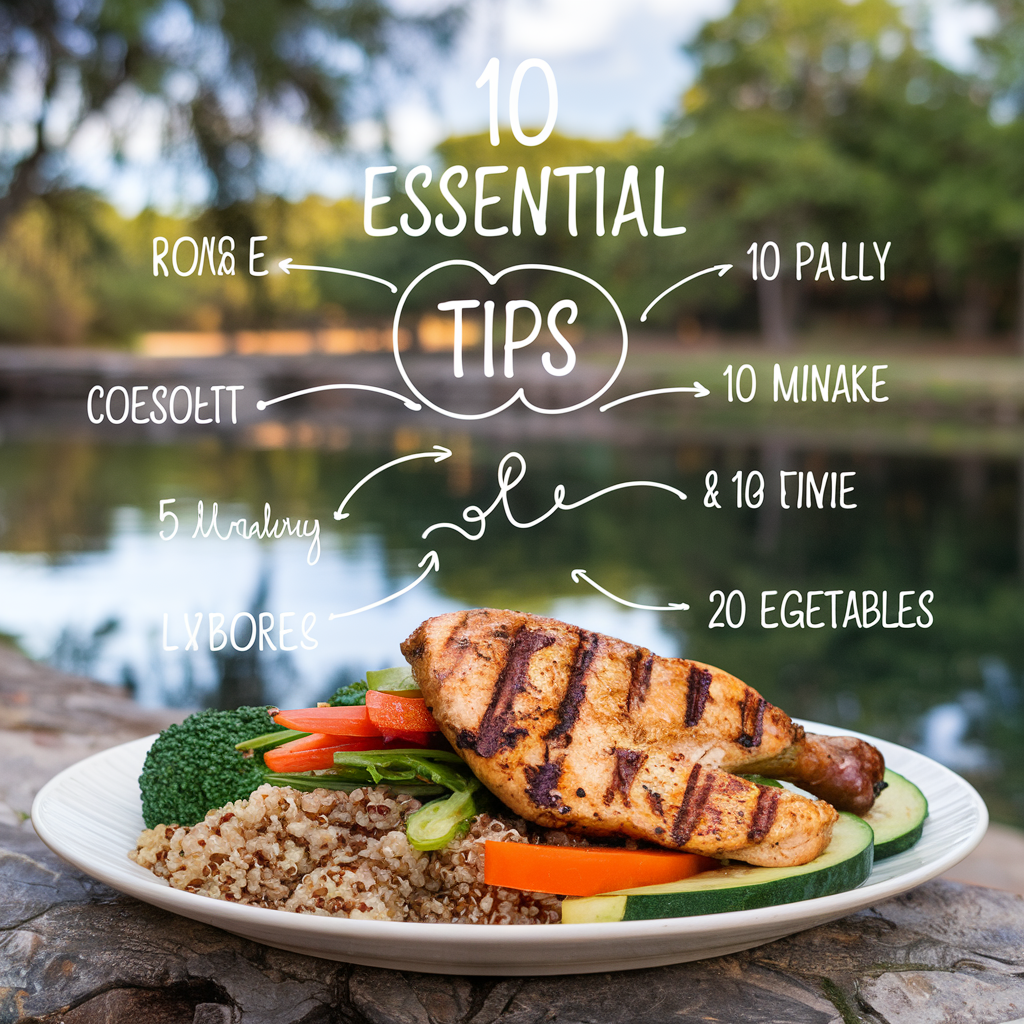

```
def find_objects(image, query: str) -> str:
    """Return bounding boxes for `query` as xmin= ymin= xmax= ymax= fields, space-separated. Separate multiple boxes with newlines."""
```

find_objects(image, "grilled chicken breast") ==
xmin=402 ymin=609 xmax=884 ymax=868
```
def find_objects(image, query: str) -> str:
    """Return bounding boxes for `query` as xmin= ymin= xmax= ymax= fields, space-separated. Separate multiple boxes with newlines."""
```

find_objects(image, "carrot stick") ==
xmin=264 ymin=736 xmax=385 ymax=772
xmin=483 ymin=842 xmax=719 ymax=897
xmin=365 ymin=690 xmax=440 ymax=733
xmin=266 ymin=732 xmax=355 ymax=754
xmin=272 ymin=706 xmax=382 ymax=737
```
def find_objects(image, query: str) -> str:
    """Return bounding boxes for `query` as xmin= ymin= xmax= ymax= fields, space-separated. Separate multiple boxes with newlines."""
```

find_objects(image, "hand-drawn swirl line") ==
xmin=256 ymin=384 xmax=422 ymax=412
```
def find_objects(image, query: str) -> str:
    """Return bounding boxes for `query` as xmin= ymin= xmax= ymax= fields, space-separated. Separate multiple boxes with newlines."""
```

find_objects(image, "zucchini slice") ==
xmin=561 ymin=813 xmax=873 ymax=924
xmin=861 ymin=769 xmax=928 ymax=859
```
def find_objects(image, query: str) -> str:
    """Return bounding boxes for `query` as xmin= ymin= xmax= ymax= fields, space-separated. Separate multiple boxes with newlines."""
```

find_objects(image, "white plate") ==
xmin=31 ymin=721 xmax=987 ymax=976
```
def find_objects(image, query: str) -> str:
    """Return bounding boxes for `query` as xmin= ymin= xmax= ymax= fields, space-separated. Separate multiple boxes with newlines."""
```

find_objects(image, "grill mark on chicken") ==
xmin=456 ymin=629 xmax=556 ymax=757
xmin=738 ymin=690 xmax=768 ymax=748
xmin=626 ymin=650 xmax=654 ymax=713
xmin=444 ymin=611 xmax=471 ymax=648
xmin=644 ymin=787 xmax=665 ymax=819
xmin=684 ymin=664 xmax=713 ymax=727
xmin=544 ymin=629 xmax=599 ymax=746
xmin=524 ymin=750 xmax=567 ymax=809
xmin=403 ymin=610 xmax=871 ymax=865
xmin=747 ymin=785 xmax=781 ymax=842
xmin=432 ymin=612 xmax=473 ymax=681
xmin=670 ymin=763 xmax=716 ymax=846
xmin=602 ymin=748 xmax=647 ymax=806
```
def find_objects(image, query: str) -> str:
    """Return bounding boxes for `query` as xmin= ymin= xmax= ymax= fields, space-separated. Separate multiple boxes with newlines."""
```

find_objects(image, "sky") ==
xmin=61 ymin=0 xmax=1000 ymax=214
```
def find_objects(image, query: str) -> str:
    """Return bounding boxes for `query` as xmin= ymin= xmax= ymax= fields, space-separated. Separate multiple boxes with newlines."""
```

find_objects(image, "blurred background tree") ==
xmin=667 ymin=0 xmax=908 ymax=347
xmin=1 ymin=0 xmax=1023 ymax=348
xmin=656 ymin=0 xmax=1015 ymax=346
xmin=0 ymin=0 xmax=462 ymax=228
xmin=974 ymin=0 xmax=1024 ymax=351
xmin=0 ymin=0 xmax=462 ymax=343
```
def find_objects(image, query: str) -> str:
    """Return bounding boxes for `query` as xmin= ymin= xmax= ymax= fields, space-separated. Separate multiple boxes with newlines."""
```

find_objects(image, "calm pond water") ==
xmin=1 ymin=416 xmax=1021 ymax=827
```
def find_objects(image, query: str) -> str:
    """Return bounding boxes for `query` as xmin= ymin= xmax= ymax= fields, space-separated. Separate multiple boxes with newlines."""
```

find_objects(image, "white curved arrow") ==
xmin=279 ymin=258 xmax=398 ymax=293
xmin=329 ymin=551 xmax=440 ymax=619
xmin=334 ymin=446 xmax=453 ymax=521
xmin=600 ymin=383 xmax=709 ymax=412
xmin=640 ymin=263 xmax=732 ymax=322
xmin=571 ymin=568 xmax=689 ymax=611
xmin=256 ymin=384 xmax=421 ymax=412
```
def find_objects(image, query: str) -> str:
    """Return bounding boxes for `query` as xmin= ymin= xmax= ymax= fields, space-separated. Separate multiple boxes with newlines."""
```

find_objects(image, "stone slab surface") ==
xmin=1 ymin=821 xmax=1022 ymax=1024
xmin=0 ymin=644 xmax=188 ymax=828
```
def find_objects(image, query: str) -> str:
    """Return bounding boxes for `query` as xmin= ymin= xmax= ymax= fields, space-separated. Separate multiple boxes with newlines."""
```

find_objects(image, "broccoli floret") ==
xmin=139 ymin=704 xmax=479 ymax=841
xmin=139 ymin=706 xmax=276 ymax=828
xmin=325 ymin=679 xmax=368 ymax=706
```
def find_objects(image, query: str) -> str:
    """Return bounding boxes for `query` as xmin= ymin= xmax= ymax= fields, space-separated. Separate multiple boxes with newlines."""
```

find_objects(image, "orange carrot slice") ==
xmin=264 ymin=734 xmax=385 ymax=772
xmin=483 ymin=842 xmax=719 ymax=897
xmin=365 ymin=690 xmax=440 ymax=733
xmin=272 ymin=706 xmax=382 ymax=736
xmin=268 ymin=731 xmax=354 ymax=754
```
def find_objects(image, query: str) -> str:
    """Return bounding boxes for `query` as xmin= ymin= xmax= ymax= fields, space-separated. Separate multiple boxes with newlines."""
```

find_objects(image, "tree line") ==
xmin=2 ymin=0 xmax=1024 ymax=349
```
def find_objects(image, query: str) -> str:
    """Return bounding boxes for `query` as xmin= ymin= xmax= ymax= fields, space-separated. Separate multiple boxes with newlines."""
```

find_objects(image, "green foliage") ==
xmin=682 ymin=0 xmax=911 ymax=125
xmin=0 ymin=0 xmax=461 ymax=224
xmin=0 ymin=193 xmax=366 ymax=344
xmin=976 ymin=0 xmax=1024 ymax=117
xmin=138 ymin=705 xmax=276 ymax=828
xmin=3 ymin=0 xmax=1024 ymax=343
xmin=661 ymin=0 xmax=1020 ymax=336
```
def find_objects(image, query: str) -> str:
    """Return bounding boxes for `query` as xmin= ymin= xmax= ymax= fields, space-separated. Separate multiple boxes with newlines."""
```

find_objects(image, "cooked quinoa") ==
xmin=130 ymin=783 xmax=562 ymax=924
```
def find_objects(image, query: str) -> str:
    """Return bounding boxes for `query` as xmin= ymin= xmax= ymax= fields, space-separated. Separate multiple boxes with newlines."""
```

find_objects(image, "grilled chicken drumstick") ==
xmin=402 ymin=609 xmax=885 ymax=868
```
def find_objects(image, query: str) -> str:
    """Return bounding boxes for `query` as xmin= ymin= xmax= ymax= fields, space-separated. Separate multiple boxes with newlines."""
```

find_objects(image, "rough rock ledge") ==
xmin=1 ymin=822 xmax=1022 ymax=1024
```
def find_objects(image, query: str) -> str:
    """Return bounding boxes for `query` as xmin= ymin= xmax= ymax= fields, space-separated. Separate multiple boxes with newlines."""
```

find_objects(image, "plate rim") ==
xmin=30 ymin=720 xmax=989 ymax=964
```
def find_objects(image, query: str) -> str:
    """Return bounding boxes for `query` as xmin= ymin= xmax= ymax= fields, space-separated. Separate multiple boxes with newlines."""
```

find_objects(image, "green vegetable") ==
xmin=735 ymin=775 xmax=782 ymax=788
xmin=333 ymin=748 xmax=483 ymax=851
xmin=139 ymin=707 xmax=278 ymax=829
xmin=321 ymin=668 xmax=417 ymax=705
xmin=406 ymin=787 xmax=481 ymax=850
xmin=366 ymin=666 xmax=418 ymax=693
xmin=561 ymin=813 xmax=874 ymax=923
xmin=263 ymin=772 xmax=445 ymax=798
xmin=325 ymin=678 xmax=369 ymax=705
xmin=139 ymin=709 xmax=460 ymax=829
xmin=234 ymin=728 xmax=307 ymax=751
xmin=333 ymin=748 xmax=469 ymax=787
xmin=860 ymin=770 xmax=928 ymax=859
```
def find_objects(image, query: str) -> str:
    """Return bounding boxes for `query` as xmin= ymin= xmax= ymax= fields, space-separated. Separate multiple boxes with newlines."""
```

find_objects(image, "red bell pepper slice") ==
xmin=365 ymin=690 xmax=440 ymax=734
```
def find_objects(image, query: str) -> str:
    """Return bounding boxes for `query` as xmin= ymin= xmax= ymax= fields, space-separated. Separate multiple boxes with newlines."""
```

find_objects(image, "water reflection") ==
xmin=0 ymin=429 xmax=1022 ymax=827
xmin=919 ymin=702 xmax=992 ymax=773
xmin=919 ymin=658 xmax=1020 ymax=774
xmin=0 ymin=505 xmax=680 ymax=710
